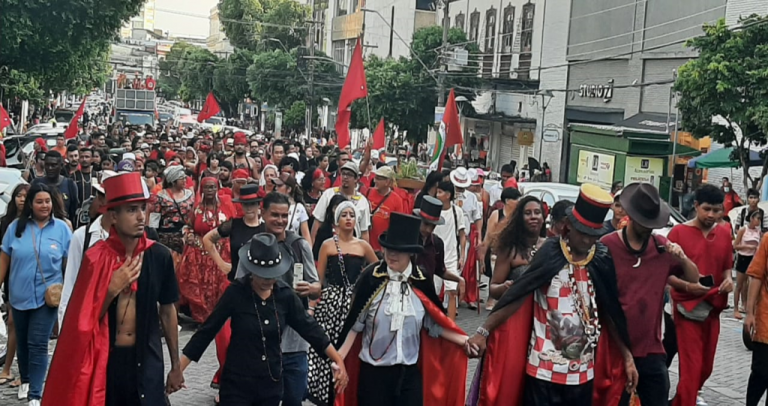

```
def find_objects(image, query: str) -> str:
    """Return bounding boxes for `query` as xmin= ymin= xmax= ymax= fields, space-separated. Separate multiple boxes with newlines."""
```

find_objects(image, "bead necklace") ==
xmin=251 ymin=288 xmax=283 ymax=382
xmin=332 ymin=230 xmax=351 ymax=290
xmin=559 ymin=238 xmax=601 ymax=348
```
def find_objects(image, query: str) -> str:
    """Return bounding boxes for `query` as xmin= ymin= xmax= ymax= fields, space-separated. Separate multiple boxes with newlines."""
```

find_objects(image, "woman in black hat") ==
xmin=335 ymin=213 xmax=469 ymax=406
xmin=181 ymin=233 xmax=348 ymax=406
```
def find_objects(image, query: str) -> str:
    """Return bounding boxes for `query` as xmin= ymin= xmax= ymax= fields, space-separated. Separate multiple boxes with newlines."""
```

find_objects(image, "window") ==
xmin=502 ymin=5 xmax=515 ymax=50
xmin=485 ymin=8 xmax=497 ymax=53
xmin=352 ymin=0 xmax=360 ymax=13
xmin=132 ymin=20 xmax=144 ymax=29
xmin=469 ymin=10 xmax=480 ymax=43
xmin=455 ymin=12 xmax=465 ymax=31
xmin=520 ymin=3 xmax=535 ymax=54
xmin=333 ymin=40 xmax=345 ymax=74
xmin=336 ymin=0 xmax=347 ymax=16
xmin=416 ymin=0 xmax=433 ymax=11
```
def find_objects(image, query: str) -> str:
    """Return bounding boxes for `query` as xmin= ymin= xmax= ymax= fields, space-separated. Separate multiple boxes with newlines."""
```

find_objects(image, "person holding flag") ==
xmin=430 ymin=89 xmax=463 ymax=172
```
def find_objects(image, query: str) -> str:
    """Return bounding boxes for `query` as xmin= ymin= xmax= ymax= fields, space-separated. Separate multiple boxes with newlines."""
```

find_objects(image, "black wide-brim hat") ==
xmin=566 ymin=183 xmax=613 ymax=237
xmin=238 ymin=233 xmax=293 ymax=279
xmin=378 ymin=213 xmax=424 ymax=253
xmin=619 ymin=182 xmax=670 ymax=229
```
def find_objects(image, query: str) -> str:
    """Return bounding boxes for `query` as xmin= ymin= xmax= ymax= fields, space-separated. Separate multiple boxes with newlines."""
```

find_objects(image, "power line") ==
xmin=154 ymin=7 xmax=308 ymax=30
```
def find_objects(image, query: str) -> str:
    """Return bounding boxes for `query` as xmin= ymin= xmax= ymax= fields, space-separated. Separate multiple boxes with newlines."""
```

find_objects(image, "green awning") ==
xmin=687 ymin=147 xmax=763 ymax=169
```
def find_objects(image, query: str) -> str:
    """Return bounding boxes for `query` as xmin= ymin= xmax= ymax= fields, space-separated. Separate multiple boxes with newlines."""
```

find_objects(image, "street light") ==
xmin=536 ymin=89 xmax=554 ymax=163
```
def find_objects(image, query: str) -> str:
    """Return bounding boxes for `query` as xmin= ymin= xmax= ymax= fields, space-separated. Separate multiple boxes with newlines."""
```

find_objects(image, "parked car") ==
xmin=53 ymin=108 xmax=77 ymax=123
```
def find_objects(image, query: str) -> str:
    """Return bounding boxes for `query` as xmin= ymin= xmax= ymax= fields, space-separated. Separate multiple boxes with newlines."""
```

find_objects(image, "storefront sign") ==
xmin=579 ymin=79 xmax=614 ymax=101
xmin=577 ymin=150 xmax=615 ymax=190
xmin=624 ymin=156 xmax=664 ymax=188
xmin=518 ymin=130 xmax=534 ymax=146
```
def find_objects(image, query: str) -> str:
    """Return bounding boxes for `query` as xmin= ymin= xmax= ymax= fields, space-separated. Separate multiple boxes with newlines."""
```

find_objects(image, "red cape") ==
xmin=462 ymin=225 xmax=479 ymax=305
xmin=336 ymin=289 xmax=467 ymax=406
xmin=469 ymin=296 xmax=627 ymax=406
xmin=42 ymin=231 xmax=155 ymax=406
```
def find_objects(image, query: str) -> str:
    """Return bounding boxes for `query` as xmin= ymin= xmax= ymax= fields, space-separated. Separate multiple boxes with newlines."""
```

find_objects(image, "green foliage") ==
xmin=283 ymin=100 xmax=307 ymax=129
xmin=214 ymin=50 xmax=254 ymax=116
xmin=1 ymin=0 xmax=144 ymax=94
xmin=0 ymin=70 xmax=45 ymax=104
xmin=219 ymin=0 xmax=309 ymax=52
xmin=159 ymin=43 xmax=217 ymax=102
xmin=675 ymin=15 xmax=768 ymax=189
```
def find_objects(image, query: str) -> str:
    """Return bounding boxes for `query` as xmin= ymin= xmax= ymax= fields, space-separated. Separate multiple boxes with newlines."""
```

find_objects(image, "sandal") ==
xmin=0 ymin=375 xmax=15 ymax=385
xmin=10 ymin=378 xmax=21 ymax=387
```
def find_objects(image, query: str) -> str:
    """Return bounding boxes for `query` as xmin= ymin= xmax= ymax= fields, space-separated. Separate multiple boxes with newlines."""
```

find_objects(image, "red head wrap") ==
xmin=164 ymin=150 xmax=177 ymax=162
xmin=234 ymin=132 xmax=248 ymax=145
xmin=201 ymin=177 xmax=218 ymax=187
xmin=35 ymin=138 xmax=48 ymax=152
xmin=312 ymin=168 xmax=324 ymax=180
xmin=504 ymin=177 xmax=519 ymax=189
xmin=232 ymin=168 xmax=250 ymax=180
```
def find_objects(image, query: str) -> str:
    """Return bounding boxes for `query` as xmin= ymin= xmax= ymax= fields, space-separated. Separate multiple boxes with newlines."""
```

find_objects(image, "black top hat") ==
xmin=413 ymin=196 xmax=445 ymax=225
xmin=233 ymin=184 xmax=262 ymax=204
xmin=237 ymin=233 xmax=293 ymax=279
xmin=378 ymin=213 xmax=424 ymax=254
xmin=619 ymin=182 xmax=670 ymax=229
xmin=566 ymin=184 xmax=613 ymax=236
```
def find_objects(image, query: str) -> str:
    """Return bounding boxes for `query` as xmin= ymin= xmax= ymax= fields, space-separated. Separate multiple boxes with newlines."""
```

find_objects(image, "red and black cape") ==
xmin=466 ymin=238 xmax=632 ymax=406
xmin=42 ymin=231 xmax=155 ymax=406
xmin=335 ymin=261 xmax=468 ymax=406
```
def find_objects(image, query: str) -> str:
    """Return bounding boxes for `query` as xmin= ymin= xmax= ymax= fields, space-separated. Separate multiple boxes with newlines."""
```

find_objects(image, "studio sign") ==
xmin=579 ymin=79 xmax=614 ymax=101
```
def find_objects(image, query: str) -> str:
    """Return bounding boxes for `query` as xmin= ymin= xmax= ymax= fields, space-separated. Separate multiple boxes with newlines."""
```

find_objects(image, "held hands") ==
xmin=464 ymin=333 xmax=486 ymax=358
xmin=331 ymin=362 xmax=350 ymax=394
xmin=165 ymin=367 xmax=185 ymax=394
xmin=108 ymin=253 xmax=143 ymax=296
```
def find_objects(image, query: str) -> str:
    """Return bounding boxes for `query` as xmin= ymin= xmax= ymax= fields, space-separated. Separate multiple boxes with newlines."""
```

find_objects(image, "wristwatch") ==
xmin=476 ymin=327 xmax=490 ymax=338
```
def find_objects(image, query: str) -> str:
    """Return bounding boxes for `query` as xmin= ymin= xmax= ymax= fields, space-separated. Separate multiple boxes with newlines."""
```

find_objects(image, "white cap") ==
xmin=287 ymin=152 xmax=300 ymax=161
xmin=123 ymin=152 xmax=136 ymax=161
xmin=140 ymin=143 xmax=150 ymax=149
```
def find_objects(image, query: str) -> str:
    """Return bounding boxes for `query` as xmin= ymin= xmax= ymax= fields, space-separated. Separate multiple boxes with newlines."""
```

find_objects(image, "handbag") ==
xmin=31 ymin=227 xmax=63 ymax=308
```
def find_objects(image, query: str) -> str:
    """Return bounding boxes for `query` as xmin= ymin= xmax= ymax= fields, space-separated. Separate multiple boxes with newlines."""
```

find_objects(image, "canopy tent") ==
xmin=687 ymin=147 xmax=764 ymax=169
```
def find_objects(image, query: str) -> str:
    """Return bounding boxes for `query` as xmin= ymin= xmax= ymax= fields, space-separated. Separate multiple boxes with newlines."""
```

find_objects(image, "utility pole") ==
xmin=306 ymin=0 xmax=317 ymax=141
xmin=437 ymin=0 xmax=450 ymax=107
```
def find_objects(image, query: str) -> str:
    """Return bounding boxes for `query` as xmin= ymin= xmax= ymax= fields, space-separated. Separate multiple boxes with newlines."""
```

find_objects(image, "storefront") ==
xmin=462 ymin=116 xmax=537 ymax=172
xmin=567 ymin=123 xmax=700 ymax=200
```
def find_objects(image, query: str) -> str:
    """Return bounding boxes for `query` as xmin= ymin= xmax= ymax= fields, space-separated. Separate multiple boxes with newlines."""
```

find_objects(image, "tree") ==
xmin=283 ymin=100 xmax=308 ymax=130
xmin=214 ymin=50 xmax=254 ymax=116
xmin=1 ymin=0 xmax=145 ymax=94
xmin=675 ymin=15 xmax=768 ymax=190
xmin=159 ymin=43 xmax=218 ymax=102
xmin=219 ymin=0 xmax=309 ymax=52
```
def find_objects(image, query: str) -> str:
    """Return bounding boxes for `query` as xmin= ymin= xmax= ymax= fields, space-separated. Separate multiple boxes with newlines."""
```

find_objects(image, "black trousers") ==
xmin=522 ymin=375 xmax=593 ymax=406
xmin=106 ymin=346 xmax=142 ymax=406
xmin=358 ymin=362 xmax=422 ymax=406
xmin=747 ymin=342 xmax=768 ymax=406
xmin=618 ymin=354 xmax=669 ymax=406
xmin=663 ymin=311 xmax=678 ymax=368
xmin=219 ymin=374 xmax=283 ymax=406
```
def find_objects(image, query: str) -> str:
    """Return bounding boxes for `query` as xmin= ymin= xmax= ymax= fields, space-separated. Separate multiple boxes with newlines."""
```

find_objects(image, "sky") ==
xmin=153 ymin=0 xmax=219 ymax=38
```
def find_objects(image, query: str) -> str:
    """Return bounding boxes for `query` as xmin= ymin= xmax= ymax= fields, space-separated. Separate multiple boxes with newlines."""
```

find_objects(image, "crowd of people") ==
xmin=0 ymin=121 xmax=764 ymax=406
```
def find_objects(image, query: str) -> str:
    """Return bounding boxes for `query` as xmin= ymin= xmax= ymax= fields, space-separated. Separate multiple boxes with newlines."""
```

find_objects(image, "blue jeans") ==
xmin=281 ymin=352 xmax=308 ymax=406
xmin=12 ymin=305 xmax=57 ymax=400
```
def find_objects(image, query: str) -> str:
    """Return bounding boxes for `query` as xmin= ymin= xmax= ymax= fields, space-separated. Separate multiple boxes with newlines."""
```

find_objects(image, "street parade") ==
xmin=3 ymin=0 xmax=768 ymax=405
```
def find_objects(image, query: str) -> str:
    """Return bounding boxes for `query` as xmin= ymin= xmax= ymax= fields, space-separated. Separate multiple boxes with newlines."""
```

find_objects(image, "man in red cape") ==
xmin=335 ymin=213 xmax=468 ymax=406
xmin=466 ymin=184 xmax=637 ymax=406
xmin=42 ymin=172 xmax=184 ymax=406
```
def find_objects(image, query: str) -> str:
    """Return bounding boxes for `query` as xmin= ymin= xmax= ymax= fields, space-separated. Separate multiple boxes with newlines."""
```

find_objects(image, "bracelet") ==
xmin=308 ymin=306 xmax=316 ymax=311
xmin=476 ymin=326 xmax=490 ymax=338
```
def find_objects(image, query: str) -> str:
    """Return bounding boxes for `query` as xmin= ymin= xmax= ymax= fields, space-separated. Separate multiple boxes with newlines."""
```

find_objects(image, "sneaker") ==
xmin=28 ymin=400 xmax=40 ymax=406
xmin=18 ymin=382 xmax=29 ymax=400
xmin=696 ymin=396 xmax=708 ymax=406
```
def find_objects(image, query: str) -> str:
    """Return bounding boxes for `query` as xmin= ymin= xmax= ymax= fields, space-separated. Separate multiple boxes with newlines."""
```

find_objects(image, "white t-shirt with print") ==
xmin=433 ymin=204 xmax=466 ymax=273
xmin=312 ymin=187 xmax=371 ymax=237
xmin=455 ymin=190 xmax=482 ymax=231
xmin=287 ymin=203 xmax=309 ymax=234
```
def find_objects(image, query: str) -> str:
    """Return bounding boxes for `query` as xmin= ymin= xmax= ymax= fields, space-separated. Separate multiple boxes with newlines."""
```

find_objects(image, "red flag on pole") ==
xmin=197 ymin=92 xmax=221 ymax=123
xmin=0 ymin=105 xmax=11 ymax=133
xmin=335 ymin=38 xmax=368 ymax=150
xmin=63 ymin=97 xmax=87 ymax=140
xmin=437 ymin=89 xmax=463 ymax=171
xmin=372 ymin=118 xmax=385 ymax=150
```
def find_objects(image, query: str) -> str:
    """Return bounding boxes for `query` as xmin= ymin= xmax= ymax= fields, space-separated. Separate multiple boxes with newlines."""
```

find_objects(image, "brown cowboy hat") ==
xmin=619 ymin=182 xmax=670 ymax=229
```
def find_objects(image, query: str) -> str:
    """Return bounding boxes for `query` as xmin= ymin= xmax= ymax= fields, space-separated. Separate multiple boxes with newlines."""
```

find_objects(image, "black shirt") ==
xmin=106 ymin=243 xmax=179 ymax=405
xmin=219 ymin=218 xmax=263 ymax=281
xmin=31 ymin=176 xmax=80 ymax=221
xmin=417 ymin=233 xmax=447 ymax=280
xmin=72 ymin=170 xmax=94 ymax=209
xmin=183 ymin=280 xmax=331 ymax=381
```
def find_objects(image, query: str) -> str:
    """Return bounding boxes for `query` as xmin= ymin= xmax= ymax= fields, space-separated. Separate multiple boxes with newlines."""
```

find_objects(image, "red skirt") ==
xmin=177 ymin=240 xmax=231 ymax=323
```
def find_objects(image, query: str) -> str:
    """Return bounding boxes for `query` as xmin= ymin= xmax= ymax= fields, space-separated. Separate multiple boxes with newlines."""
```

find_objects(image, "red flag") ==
xmin=437 ymin=89 xmax=463 ymax=171
xmin=0 ymin=104 xmax=11 ymax=132
xmin=335 ymin=38 xmax=368 ymax=149
xmin=64 ymin=97 xmax=87 ymax=140
xmin=197 ymin=92 xmax=221 ymax=123
xmin=372 ymin=118 xmax=385 ymax=149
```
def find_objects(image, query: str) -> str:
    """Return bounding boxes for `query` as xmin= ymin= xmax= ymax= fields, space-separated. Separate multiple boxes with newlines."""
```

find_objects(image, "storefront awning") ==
xmin=687 ymin=147 xmax=764 ymax=169
xmin=617 ymin=112 xmax=681 ymax=134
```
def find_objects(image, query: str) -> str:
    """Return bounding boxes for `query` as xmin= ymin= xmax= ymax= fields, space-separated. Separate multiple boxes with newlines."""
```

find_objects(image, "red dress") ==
xmin=177 ymin=200 xmax=234 ymax=322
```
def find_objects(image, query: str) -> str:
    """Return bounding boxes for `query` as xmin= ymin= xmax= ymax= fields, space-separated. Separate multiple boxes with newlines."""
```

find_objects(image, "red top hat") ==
xmin=103 ymin=172 xmax=150 ymax=210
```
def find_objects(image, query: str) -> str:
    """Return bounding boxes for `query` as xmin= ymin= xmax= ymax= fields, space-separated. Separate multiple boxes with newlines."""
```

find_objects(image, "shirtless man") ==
xmin=43 ymin=172 xmax=183 ymax=406
xmin=226 ymin=132 xmax=259 ymax=179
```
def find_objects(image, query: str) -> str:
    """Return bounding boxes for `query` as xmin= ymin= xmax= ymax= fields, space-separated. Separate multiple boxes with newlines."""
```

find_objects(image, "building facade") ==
xmin=207 ymin=5 xmax=235 ymax=57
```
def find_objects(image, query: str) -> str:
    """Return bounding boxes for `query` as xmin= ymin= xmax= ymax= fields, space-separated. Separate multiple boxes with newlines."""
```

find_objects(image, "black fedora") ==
xmin=379 ymin=213 xmax=424 ymax=253
xmin=566 ymin=183 xmax=613 ymax=236
xmin=233 ymin=184 xmax=262 ymax=204
xmin=619 ymin=182 xmax=670 ymax=229
xmin=238 ymin=233 xmax=293 ymax=279
xmin=413 ymin=195 xmax=445 ymax=225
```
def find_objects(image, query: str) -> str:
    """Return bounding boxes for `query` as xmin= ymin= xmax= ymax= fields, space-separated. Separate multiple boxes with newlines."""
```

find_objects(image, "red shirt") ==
xmin=367 ymin=188 xmax=405 ymax=251
xmin=723 ymin=191 xmax=742 ymax=214
xmin=668 ymin=223 xmax=734 ymax=309
xmin=600 ymin=232 xmax=681 ymax=358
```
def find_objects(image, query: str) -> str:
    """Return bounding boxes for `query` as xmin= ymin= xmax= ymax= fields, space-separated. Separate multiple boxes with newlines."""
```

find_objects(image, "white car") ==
xmin=0 ymin=168 xmax=27 ymax=217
